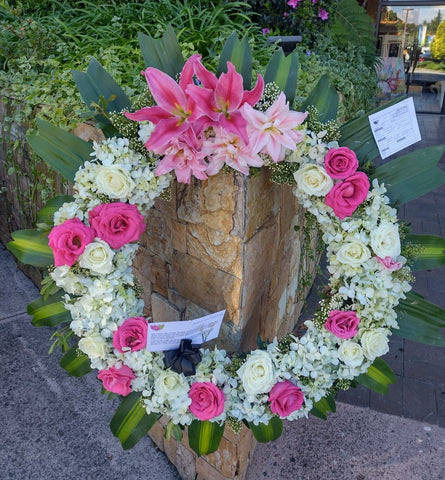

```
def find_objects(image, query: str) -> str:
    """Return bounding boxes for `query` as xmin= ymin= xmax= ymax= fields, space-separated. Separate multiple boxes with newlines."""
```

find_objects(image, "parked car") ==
xmin=419 ymin=49 xmax=432 ymax=62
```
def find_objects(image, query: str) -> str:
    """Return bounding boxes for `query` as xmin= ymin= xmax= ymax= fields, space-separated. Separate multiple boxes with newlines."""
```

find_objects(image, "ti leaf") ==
xmin=72 ymin=57 xmax=132 ymax=116
xmin=299 ymin=75 xmax=338 ymax=122
xmin=248 ymin=416 xmax=283 ymax=443
xmin=373 ymin=145 xmax=445 ymax=205
xmin=138 ymin=25 xmax=185 ymax=78
xmin=394 ymin=291 xmax=445 ymax=346
xmin=188 ymin=420 xmax=225 ymax=456
xmin=264 ymin=49 xmax=299 ymax=105
xmin=6 ymin=229 xmax=53 ymax=267
xmin=60 ymin=344 xmax=93 ymax=377
xmin=356 ymin=357 xmax=396 ymax=394
xmin=37 ymin=195 xmax=74 ymax=228
xmin=27 ymin=292 xmax=71 ymax=327
xmin=217 ymin=31 xmax=252 ymax=90
xmin=405 ymin=234 xmax=445 ymax=271
xmin=310 ymin=393 xmax=336 ymax=420
xmin=26 ymin=118 xmax=92 ymax=183
xmin=110 ymin=392 xmax=160 ymax=450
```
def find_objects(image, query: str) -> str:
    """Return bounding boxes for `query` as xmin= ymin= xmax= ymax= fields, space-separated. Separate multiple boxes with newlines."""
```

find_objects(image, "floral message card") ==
xmin=146 ymin=310 xmax=226 ymax=352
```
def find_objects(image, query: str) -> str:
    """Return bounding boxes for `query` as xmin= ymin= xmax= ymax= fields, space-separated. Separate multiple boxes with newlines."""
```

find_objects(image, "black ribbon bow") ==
xmin=163 ymin=339 xmax=202 ymax=377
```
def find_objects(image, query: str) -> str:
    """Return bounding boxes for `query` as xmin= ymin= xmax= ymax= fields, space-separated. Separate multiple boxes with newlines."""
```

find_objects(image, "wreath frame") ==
xmin=7 ymin=29 xmax=445 ymax=456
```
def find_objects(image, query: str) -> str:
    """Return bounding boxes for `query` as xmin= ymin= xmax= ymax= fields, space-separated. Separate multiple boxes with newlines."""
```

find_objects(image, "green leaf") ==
xmin=26 ymin=118 xmax=93 ymax=182
xmin=356 ymin=358 xmax=396 ymax=394
xmin=394 ymin=291 xmax=445 ymax=346
xmin=299 ymin=75 xmax=338 ymax=122
xmin=110 ymin=392 xmax=160 ymax=450
xmin=339 ymin=96 xmax=406 ymax=165
xmin=264 ymin=49 xmax=299 ymax=105
xmin=405 ymin=234 xmax=445 ymax=271
xmin=188 ymin=420 xmax=225 ymax=456
xmin=72 ymin=57 xmax=132 ymax=114
xmin=373 ymin=145 xmax=445 ymax=205
xmin=247 ymin=416 xmax=283 ymax=443
xmin=37 ymin=195 xmax=74 ymax=227
xmin=138 ymin=25 xmax=185 ymax=79
xmin=310 ymin=394 xmax=336 ymax=420
xmin=27 ymin=292 xmax=71 ymax=327
xmin=60 ymin=344 xmax=93 ymax=377
xmin=217 ymin=32 xmax=252 ymax=90
xmin=6 ymin=229 xmax=53 ymax=267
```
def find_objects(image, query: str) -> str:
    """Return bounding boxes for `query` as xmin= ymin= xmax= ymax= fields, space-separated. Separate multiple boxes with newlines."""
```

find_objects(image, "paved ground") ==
xmin=1 ymin=114 xmax=444 ymax=479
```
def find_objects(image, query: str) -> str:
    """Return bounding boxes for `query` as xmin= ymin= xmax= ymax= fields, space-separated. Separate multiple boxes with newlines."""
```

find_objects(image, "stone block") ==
xmin=151 ymin=292 xmax=181 ymax=323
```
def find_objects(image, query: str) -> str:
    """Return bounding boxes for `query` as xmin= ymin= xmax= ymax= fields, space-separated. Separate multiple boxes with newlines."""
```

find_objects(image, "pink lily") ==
xmin=124 ymin=55 xmax=202 ymax=151
xmin=242 ymin=92 xmax=308 ymax=163
xmin=154 ymin=128 xmax=208 ymax=184
xmin=202 ymin=127 xmax=264 ymax=176
xmin=376 ymin=256 xmax=403 ymax=271
xmin=187 ymin=60 xmax=264 ymax=144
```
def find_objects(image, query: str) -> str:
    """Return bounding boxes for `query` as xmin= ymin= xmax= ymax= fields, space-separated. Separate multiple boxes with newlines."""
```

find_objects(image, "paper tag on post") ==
xmin=368 ymin=97 xmax=421 ymax=159
xmin=146 ymin=310 xmax=225 ymax=352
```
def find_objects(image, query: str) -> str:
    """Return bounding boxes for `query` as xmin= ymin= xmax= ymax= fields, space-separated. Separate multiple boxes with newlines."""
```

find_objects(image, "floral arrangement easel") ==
xmin=7 ymin=28 xmax=445 ymax=456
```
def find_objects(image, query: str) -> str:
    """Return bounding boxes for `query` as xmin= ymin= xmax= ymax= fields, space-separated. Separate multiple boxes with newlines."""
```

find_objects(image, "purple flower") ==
xmin=262 ymin=28 xmax=271 ymax=36
xmin=318 ymin=8 xmax=329 ymax=20
xmin=306 ymin=50 xmax=312 ymax=56
xmin=287 ymin=0 xmax=301 ymax=8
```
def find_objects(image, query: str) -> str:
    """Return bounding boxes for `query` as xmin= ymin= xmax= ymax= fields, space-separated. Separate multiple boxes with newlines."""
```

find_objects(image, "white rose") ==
xmin=78 ymin=332 xmax=109 ymax=359
xmin=338 ymin=341 xmax=364 ymax=367
xmin=78 ymin=239 xmax=115 ymax=275
xmin=371 ymin=222 xmax=401 ymax=258
xmin=336 ymin=241 xmax=371 ymax=267
xmin=237 ymin=350 xmax=275 ymax=395
xmin=96 ymin=165 xmax=135 ymax=199
xmin=361 ymin=328 xmax=389 ymax=360
xmin=293 ymin=164 xmax=333 ymax=197
xmin=155 ymin=370 xmax=188 ymax=398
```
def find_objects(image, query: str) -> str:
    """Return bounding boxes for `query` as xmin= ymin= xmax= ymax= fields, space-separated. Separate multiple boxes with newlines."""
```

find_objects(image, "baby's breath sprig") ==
xmin=255 ymin=82 xmax=282 ymax=112
xmin=305 ymin=105 xmax=340 ymax=142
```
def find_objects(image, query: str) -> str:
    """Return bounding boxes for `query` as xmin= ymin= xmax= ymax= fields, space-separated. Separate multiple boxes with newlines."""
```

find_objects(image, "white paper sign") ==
xmin=368 ymin=97 xmax=421 ymax=159
xmin=146 ymin=310 xmax=225 ymax=352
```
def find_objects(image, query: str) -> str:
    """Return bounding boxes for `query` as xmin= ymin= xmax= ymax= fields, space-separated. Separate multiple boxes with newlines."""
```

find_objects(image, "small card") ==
xmin=146 ymin=310 xmax=225 ymax=352
xmin=368 ymin=97 xmax=421 ymax=159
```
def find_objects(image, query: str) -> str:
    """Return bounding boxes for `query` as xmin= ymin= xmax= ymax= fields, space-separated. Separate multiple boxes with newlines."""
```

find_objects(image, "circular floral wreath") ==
xmin=46 ymin=54 xmax=413 ymax=436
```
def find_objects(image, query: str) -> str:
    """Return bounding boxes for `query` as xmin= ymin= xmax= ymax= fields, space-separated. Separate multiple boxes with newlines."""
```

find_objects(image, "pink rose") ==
xmin=324 ymin=147 xmax=358 ymax=179
xmin=376 ymin=256 xmax=403 ymax=271
xmin=325 ymin=172 xmax=369 ymax=219
xmin=48 ymin=218 xmax=95 ymax=267
xmin=324 ymin=310 xmax=360 ymax=339
xmin=188 ymin=382 xmax=225 ymax=420
xmin=97 ymin=364 xmax=135 ymax=396
xmin=268 ymin=380 xmax=304 ymax=417
xmin=113 ymin=317 xmax=148 ymax=353
xmin=88 ymin=202 xmax=145 ymax=250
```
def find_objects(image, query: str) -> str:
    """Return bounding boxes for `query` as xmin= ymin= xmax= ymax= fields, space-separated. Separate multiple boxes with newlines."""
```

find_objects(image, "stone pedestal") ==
xmin=133 ymin=169 xmax=321 ymax=479
xmin=133 ymin=168 xmax=320 ymax=353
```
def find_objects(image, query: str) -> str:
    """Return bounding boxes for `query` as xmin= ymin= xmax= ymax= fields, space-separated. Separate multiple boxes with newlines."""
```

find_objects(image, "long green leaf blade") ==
xmin=72 ymin=57 xmax=132 ymax=113
xmin=110 ymin=392 xmax=160 ymax=450
xmin=26 ymin=119 xmax=92 ymax=182
xmin=27 ymin=292 xmax=71 ymax=327
xmin=138 ymin=26 xmax=184 ymax=78
xmin=405 ymin=234 xmax=445 ymax=271
xmin=264 ymin=49 xmax=299 ymax=105
xmin=373 ymin=145 xmax=445 ymax=205
xmin=310 ymin=394 xmax=336 ymax=420
xmin=188 ymin=420 xmax=225 ymax=456
xmin=299 ymin=74 xmax=338 ymax=122
xmin=394 ymin=291 xmax=445 ymax=346
xmin=7 ymin=229 xmax=53 ymax=267
xmin=60 ymin=344 xmax=93 ymax=377
xmin=356 ymin=358 xmax=396 ymax=394
xmin=37 ymin=195 xmax=74 ymax=227
xmin=217 ymin=32 xmax=252 ymax=89
xmin=248 ymin=416 xmax=283 ymax=443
